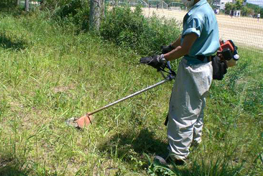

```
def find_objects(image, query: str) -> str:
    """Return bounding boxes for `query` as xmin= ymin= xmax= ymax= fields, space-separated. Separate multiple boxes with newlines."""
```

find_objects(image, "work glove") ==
xmin=161 ymin=44 xmax=175 ymax=54
xmin=140 ymin=54 xmax=167 ymax=70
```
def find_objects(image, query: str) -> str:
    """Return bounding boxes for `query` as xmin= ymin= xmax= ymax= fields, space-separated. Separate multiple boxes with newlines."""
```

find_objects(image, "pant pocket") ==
xmin=186 ymin=62 xmax=213 ymax=97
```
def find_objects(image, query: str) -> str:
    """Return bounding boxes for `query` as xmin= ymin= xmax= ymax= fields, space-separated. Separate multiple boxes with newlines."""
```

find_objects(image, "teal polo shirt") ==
xmin=181 ymin=0 xmax=220 ymax=64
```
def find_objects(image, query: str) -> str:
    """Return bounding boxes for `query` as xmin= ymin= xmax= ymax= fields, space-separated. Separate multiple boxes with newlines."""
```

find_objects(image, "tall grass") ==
xmin=0 ymin=10 xmax=262 ymax=176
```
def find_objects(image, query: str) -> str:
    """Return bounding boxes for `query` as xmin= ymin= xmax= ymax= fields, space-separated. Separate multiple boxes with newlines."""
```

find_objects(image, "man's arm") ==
xmin=170 ymin=35 xmax=182 ymax=49
xmin=140 ymin=33 xmax=198 ymax=70
xmin=164 ymin=33 xmax=198 ymax=61
xmin=162 ymin=35 xmax=182 ymax=54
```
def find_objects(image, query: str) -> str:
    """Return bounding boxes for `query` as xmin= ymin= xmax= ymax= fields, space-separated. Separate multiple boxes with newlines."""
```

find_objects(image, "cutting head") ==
xmin=66 ymin=114 xmax=93 ymax=129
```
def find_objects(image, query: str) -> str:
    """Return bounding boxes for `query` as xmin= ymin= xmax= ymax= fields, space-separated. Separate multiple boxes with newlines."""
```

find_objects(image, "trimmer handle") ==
xmin=159 ymin=61 xmax=176 ymax=80
xmin=167 ymin=61 xmax=173 ymax=73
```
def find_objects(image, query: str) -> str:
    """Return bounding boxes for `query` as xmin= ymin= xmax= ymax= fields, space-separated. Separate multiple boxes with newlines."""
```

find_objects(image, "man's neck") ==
xmin=194 ymin=0 xmax=200 ymax=4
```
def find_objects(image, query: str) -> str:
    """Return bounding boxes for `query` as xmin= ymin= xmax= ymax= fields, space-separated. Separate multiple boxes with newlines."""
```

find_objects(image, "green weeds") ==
xmin=0 ymin=10 xmax=262 ymax=176
xmin=100 ymin=6 xmax=181 ymax=55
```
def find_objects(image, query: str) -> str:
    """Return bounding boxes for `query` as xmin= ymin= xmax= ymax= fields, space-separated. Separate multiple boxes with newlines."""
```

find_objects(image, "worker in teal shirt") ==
xmin=182 ymin=0 xmax=220 ymax=64
xmin=140 ymin=0 xmax=220 ymax=165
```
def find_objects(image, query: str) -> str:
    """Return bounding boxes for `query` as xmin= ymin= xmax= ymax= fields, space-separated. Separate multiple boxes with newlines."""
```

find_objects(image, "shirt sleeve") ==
xmin=182 ymin=17 xmax=203 ymax=38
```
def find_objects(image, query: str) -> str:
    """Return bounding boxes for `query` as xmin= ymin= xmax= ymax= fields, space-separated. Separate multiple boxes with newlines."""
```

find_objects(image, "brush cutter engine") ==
xmin=217 ymin=40 xmax=239 ymax=61
xmin=212 ymin=39 xmax=239 ymax=80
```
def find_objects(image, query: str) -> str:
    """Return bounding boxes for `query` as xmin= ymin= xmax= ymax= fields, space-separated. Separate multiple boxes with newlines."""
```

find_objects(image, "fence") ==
xmin=105 ymin=0 xmax=148 ymax=7
xmin=129 ymin=1 xmax=263 ymax=51
xmin=106 ymin=0 xmax=170 ymax=9
xmin=19 ymin=0 xmax=41 ymax=9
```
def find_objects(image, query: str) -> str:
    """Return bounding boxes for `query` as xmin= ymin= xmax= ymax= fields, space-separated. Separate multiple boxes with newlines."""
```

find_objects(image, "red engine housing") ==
xmin=217 ymin=40 xmax=238 ymax=60
xmin=219 ymin=40 xmax=235 ymax=52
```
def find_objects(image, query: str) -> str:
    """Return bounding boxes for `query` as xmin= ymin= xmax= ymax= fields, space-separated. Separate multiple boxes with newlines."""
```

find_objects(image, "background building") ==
xmin=214 ymin=0 xmax=234 ymax=10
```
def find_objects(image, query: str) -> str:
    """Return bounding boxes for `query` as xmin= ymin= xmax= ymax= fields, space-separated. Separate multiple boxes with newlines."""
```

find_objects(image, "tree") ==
xmin=89 ymin=0 xmax=103 ymax=31
xmin=241 ymin=6 xmax=254 ymax=16
xmin=25 ymin=0 xmax=29 ymax=11
xmin=235 ymin=0 xmax=243 ymax=10
xmin=246 ymin=2 xmax=263 ymax=17
xmin=225 ymin=2 xmax=235 ymax=14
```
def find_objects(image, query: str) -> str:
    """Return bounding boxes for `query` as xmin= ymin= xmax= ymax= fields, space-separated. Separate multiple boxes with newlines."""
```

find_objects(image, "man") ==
xmin=140 ymin=0 xmax=220 ymax=165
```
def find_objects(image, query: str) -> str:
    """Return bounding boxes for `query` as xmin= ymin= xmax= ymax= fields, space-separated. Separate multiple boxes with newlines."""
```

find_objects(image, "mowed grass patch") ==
xmin=0 ymin=13 xmax=262 ymax=175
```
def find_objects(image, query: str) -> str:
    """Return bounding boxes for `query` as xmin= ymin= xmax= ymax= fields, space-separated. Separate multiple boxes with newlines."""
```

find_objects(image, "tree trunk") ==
xmin=17 ymin=0 xmax=20 ymax=6
xmin=89 ymin=0 xmax=103 ymax=31
xmin=25 ymin=0 xmax=29 ymax=12
xmin=101 ymin=0 xmax=105 ymax=18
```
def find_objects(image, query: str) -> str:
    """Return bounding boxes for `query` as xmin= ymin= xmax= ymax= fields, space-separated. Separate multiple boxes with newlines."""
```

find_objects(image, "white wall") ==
xmin=213 ymin=0 xmax=234 ymax=10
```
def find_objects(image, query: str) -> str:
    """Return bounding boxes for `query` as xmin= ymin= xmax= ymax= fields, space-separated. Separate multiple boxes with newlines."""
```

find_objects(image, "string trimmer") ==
xmin=66 ymin=62 xmax=176 ymax=129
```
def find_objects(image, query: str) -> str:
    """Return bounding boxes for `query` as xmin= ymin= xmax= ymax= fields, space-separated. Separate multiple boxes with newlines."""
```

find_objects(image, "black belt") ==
xmin=196 ymin=55 xmax=212 ymax=62
xmin=185 ymin=55 xmax=212 ymax=62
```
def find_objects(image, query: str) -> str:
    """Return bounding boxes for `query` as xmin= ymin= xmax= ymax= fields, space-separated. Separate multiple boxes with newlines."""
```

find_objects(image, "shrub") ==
xmin=44 ymin=3 xmax=181 ymax=55
xmin=40 ymin=3 xmax=181 ymax=55
xmin=52 ymin=0 xmax=90 ymax=31
xmin=42 ymin=0 xmax=79 ymax=10
xmin=100 ymin=6 xmax=181 ymax=55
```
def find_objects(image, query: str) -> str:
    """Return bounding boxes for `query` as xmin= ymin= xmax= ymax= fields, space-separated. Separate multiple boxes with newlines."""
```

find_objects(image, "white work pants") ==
xmin=167 ymin=58 xmax=213 ymax=160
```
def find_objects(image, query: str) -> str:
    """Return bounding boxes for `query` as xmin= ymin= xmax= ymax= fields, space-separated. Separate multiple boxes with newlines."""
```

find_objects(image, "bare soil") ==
xmin=142 ymin=8 xmax=263 ymax=50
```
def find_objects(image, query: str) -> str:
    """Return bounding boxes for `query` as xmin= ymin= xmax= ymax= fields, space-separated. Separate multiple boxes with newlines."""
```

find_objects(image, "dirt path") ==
xmin=142 ymin=8 xmax=263 ymax=50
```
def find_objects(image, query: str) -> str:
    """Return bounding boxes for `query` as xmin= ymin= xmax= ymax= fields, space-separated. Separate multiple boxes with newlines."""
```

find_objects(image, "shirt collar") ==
xmin=194 ymin=0 xmax=207 ymax=7
xmin=188 ymin=0 xmax=208 ymax=14
xmin=189 ymin=0 xmax=207 ymax=10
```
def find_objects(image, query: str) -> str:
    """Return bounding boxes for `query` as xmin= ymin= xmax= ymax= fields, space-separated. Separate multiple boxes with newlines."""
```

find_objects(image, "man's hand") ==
xmin=140 ymin=54 xmax=167 ymax=70
xmin=161 ymin=44 xmax=175 ymax=54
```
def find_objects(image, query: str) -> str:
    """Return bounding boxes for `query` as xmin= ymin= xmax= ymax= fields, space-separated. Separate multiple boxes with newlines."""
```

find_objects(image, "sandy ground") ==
xmin=142 ymin=8 xmax=263 ymax=50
